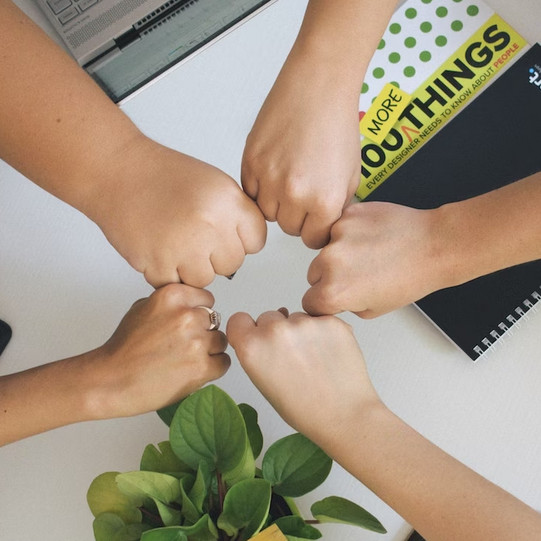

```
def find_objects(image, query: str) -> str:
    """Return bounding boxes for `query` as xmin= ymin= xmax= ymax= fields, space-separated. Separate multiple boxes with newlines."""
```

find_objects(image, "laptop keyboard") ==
xmin=47 ymin=0 xmax=101 ymax=25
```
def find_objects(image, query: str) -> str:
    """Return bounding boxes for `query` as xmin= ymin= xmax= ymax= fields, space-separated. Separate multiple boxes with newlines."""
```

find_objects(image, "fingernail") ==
xmin=226 ymin=272 xmax=236 ymax=280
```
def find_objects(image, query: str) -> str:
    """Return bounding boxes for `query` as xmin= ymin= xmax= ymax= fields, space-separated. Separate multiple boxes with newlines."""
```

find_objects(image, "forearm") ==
xmin=289 ymin=0 xmax=398 ymax=91
xmin=316 ymin=403 xmax=541 ymax=541
xmin=436 ymin=171 xmax=541 ymax=287
xmin=0 ymin=350 xmax=103 ymax=446
xmin=0 ymin=2 xmax=144 ymax=216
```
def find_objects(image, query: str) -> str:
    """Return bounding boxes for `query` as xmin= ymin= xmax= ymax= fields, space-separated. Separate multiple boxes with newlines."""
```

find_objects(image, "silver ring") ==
xmin=197 ymin=306 xmax=221 ymax=331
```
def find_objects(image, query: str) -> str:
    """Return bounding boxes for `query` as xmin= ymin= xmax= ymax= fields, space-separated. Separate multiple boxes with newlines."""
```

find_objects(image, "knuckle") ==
xmin=324 ymin=244 xmax=348 ymax=267
xmin=199 ymin=356 xmax=229 ymax=382
xmin=315 ymin=284 xmax=344 ymax=314
xmin=181 ymin=266 xmax=214 ymax=289
xmin=312 ymin=190 xmax=343 ymax=217
xmin=155 ymin=283 xmax=185 ymax=306
xmin=172 ymin=308 xmax=203 ymax=335
xmin=236 ymin=333 xmax=260 ymax=361
xmin=357 ymin=309 xmax=377 ymax=320
xmin=282 ymin=173 xmax=309 ymax=203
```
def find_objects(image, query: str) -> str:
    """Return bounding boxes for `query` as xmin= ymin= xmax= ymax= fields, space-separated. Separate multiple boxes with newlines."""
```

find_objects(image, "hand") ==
xmin=226 ymin=309 xmax=379 ymax=445
xmin=302 ymin=202 xmax=449 ymax=318
xmin=89 ymin=284 xmax=230 ymax=419
xmin=241 ymin=57 xmax=361 ymax=249
xmin=89 ymin=138 xmax=267 ymax=288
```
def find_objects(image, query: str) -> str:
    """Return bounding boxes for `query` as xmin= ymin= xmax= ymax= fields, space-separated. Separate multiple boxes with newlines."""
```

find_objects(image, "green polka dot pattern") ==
xmin=359 ymin=0 xmax=492 ymax=107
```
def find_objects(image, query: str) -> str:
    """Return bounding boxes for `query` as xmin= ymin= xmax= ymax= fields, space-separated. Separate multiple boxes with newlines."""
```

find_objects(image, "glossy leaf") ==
xmin=169 ymin=385 xmax=248 ymax=473
xmin=157 ymin=401 xmax=183 ymax=427
xmin=262 ymin=434 xmax=332 ymax=497
xmin=116 ymin=471 xmax=181 ymax=506
xmin=140 ymin=441 xmax=192 ymax=476
xmin=238 ymin=403 xmax=264 ymax=459
xmin=222 ymin=437 xmax=255 ymax=488
xmin=87 ymin=472 xmax=142 ymax=524
xmin=179 ymin=475 xmax=201 ymax=525
xmin=311 ymin=496 xmax=387 ymax=533
xmin=217 ymin=478 xmax=272 ymax=540
xmin=273 ymin=516 xmax=321 ymax=539
xmin=141 ymin=526 xmax=188 ymax=541
xmin=180 ymin=514 xmax=219 ymax=541
xmin=189 ymin=462 xmax=211 ymax=514
xmin=154 ymin=499 xmax=182 ymax=527
xmin=141 ymin=514 xmax=218 ymax=541
xmin=93 ymin=513 xmax=148 ymax=541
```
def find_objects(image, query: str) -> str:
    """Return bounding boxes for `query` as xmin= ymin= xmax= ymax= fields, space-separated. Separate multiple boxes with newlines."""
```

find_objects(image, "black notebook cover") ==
xmin=364 ymin=44 xmax=541 ymax=360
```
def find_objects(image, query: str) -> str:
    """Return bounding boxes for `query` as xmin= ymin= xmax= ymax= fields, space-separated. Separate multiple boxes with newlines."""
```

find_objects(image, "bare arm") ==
xmin=439 ymin=171 xmax=541 ymax=286
xmin=227 ymin=311 xmax=541 ymax=540
xmin=242 ymin=0 xmax=398 ymax=248
xmin=303 ymin=170 xmax=541 ymax=318
xmin=0 ymin=0 xmax=140 ymax=211
xmin=0 ymin=2 xmax=266 ymax=288
xmin=0 ymin=285 xmax=229 ymax=446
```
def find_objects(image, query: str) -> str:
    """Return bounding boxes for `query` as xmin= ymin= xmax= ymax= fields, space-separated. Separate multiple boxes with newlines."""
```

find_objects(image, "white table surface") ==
xmin=1 ymin=1 xmax=541 ymax=540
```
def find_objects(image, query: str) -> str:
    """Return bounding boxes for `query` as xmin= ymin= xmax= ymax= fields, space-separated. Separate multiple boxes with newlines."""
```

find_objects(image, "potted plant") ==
xmin=87 ymin=385 xmax=386 ymax=540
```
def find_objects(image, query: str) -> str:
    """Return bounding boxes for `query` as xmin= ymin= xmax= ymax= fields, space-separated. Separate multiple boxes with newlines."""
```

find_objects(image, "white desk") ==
xmin=1 ymin=1 xmax=540 ymax=540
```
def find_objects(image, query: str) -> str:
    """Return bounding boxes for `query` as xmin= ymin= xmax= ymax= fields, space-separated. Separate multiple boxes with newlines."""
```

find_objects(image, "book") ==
xmin=356 ymin=0 xmax=528 ymax=199
xmin=362 ymin=43 xmax=541 ymax=360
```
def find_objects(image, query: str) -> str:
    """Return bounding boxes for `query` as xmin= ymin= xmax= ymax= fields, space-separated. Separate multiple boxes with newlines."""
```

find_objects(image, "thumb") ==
xmin=226 ymin=312 xmax=257 ymax=352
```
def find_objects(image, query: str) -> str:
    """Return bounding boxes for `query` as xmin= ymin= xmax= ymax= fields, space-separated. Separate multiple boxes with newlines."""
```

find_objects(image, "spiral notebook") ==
xmin=363 ymin=44 xmax=541 ymax=360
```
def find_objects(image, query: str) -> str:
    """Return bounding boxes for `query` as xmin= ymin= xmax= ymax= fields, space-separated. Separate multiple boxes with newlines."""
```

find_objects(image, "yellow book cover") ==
xmin=356 ymin=0 xmax=528 ymax=200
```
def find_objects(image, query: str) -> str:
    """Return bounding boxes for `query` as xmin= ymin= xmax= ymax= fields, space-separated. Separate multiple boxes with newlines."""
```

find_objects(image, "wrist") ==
xmin=290 ymin=0 xmax=399 ymax=94
xmin=287 ymin=36 xmax=367 ymax=98
xmin=69 ymin=347 xmax=123 ymax=422
xmin=78 ymin=132 xmax=154 ymax=227
xmin=310 ymin=394 xmax=388 ymax=456
xmin=432 ymin=200 xmax=500 ymax=289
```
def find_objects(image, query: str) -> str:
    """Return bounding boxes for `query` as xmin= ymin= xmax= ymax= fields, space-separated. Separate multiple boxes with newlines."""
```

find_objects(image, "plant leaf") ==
xmin=93 ymin=513 xmax=148 ymax=541
xmin=157 ymin=401 xmax=183 ymax=427
xmin=217 ymin=478 xmax=272 ymax=540
xmin=140 ymin=441 xmax=193 ymax=476
xmin=141 ymin=515 xmax=218 ymax=541
xmin=180 ymin=514 xmax=219 ymax=541
xmin=189 ymin=462 xmax=211 ymax=514
xmin=262 ymin=434 xmax=332 ymax=497
xmin=222 ymin=437 xmax=255 ymax=488
xmin=179 ymin=475 xmax=201 ymax=525
xmin=141 ymin=526 xmax=188 ymax=541
xmin=238 ymin=403 xmax=264 ymax=459
xmin=169 ymin=385 xmax=248 ymax=474
xmin=87 ymin=472 xmax=142 ymax=524
xmin=116 ymin=471 xmax=181 ymax=506
xmin=154 ymin=499 xmax=182 ymax=527
xmin=274 ymin=516 xmax=322 ymax=539
xmin=310 ymin=496 xmax=387 ymax=533
xmin=283 ymin=497 xmax=302 ymax=517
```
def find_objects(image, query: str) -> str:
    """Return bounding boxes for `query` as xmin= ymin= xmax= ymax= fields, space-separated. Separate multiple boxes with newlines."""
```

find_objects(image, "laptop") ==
xmin=35 ymin=0 xmax=276 ymax=102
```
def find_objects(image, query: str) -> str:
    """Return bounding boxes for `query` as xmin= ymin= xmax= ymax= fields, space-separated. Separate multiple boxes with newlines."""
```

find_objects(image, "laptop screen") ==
xmin=84 ymin=0 xmax=275 ymax=103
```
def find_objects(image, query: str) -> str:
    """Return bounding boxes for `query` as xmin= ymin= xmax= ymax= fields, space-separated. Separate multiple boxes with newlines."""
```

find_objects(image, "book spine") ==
xmin=473 ymin=288 xmax=541 ymax=359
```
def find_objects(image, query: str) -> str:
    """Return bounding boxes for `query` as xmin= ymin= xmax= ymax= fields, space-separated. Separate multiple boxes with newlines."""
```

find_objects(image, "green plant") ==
xmin=87 ymin=385 xmax=386 ymax=541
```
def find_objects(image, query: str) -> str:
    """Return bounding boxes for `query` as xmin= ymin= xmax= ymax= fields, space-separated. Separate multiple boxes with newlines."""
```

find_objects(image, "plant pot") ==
xmin=251 ymin=524 xmax=287 ymax=541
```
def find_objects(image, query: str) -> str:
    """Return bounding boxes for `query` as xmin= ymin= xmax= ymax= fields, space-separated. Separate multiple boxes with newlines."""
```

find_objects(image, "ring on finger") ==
xmin=197 ymin=306 xmax=221 ymax=331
